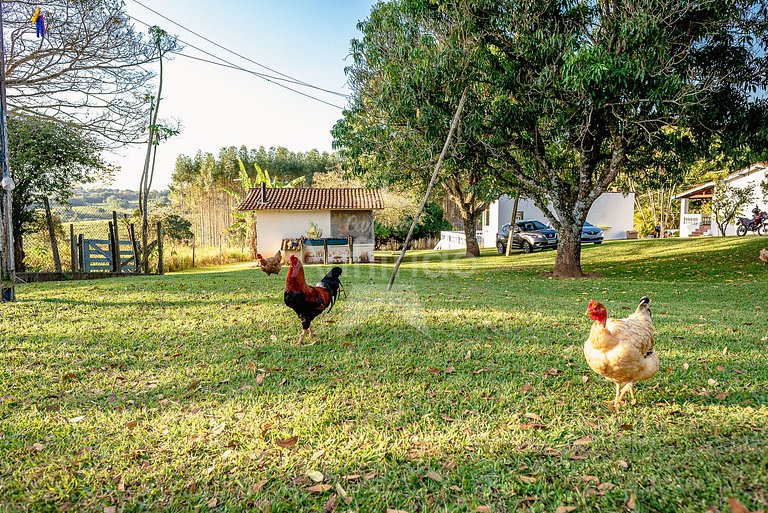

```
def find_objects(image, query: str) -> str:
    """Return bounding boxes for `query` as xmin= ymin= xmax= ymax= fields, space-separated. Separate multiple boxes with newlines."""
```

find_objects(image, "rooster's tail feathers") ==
xmin=636 ymin=296 xmax=651 ymax=315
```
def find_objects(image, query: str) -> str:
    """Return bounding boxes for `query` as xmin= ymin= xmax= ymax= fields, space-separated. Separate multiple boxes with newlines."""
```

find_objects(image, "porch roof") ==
xmin=674 ymin=182 xmax=716 ymax=200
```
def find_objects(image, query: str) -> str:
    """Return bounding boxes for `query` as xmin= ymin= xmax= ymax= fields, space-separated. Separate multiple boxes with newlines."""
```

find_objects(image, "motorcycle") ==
xmin=736 ymin=208 xmax=767 ymax=236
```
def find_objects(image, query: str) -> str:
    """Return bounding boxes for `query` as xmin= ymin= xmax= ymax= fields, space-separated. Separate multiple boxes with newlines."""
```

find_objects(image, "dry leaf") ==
xmin=476 ymin=507 xmax=493 ymax=513
xmin=727 ymin=497 xmax=751 ymax=513
xmin=444 ymin=366 xmax=456 ymax=374
xmin=715 ymin=392 xmax=728 ymax=400
xmin=572 ymin=435 xmax=594 ymax=445
xmin=683 ymin=362 xmax=690 ymax=370
xmin=441 ymin=415 xmax=455 ymax=422
xmin=581 ymin=375 xmax=589 ymax=383
xmin=125 ymin=420 xmax=138 ymax=429
xmin=276 ymin=435 xmax=298 ymax=449
xmin=425 ymin=471 xmax=442 ymax=482
xmin=364 ymin=471 xmax=377 ymax=480
xmin=68 ymin=416 xmax=85 ymax=424
xmin=519 ymin=475 xmax=537 ymax=484
xmin=308 ymin=471 xmax=324 ymax=483
xmin=708 ymin=378 xmax=719 ymax=386
xmin=569 ymin=453 xmax=589 ymax=461
xmin=310 ymin=449 xmax=325 ymax=462
xmin=627 ymin=492 xmax=637 ymax=510
xmin=520 ymin=423 xmax=547 ymax=429
xmin=524 ymin=413 xmax=542 ymax=422
xmin=30 ymin=443 xmax=45 ymax=451
xmin=717 ymin=365 xmax=726 ymax=372
xmin=386 ymin=509 xmax=409 ymax=513
xmin=555 ymin=507 xmax=577 ymax=513
xmin=335 ymin=483 xmax=352 ymax=504
xmin=343 ymin=474 xmax=361 ymax=481
xmin=270 ymin=334 xmax=277 ymax=342
xmin=185 ymin=479 xmax=197 ymax=492
xmin=599 ymin=482 xmax=616 ymax=490
xmin=306 ymin=484 xmax=332 ymax=493
xmin=256 ymin=374 xmax=265 ymax=385
xmin=581 ymin=475 xmax=600 ymax=483
xmin=620 ymin=423 xmax=632 ymax=430
xmin=206 ymin=498 xmax=218 ymax=508
xmin=252 ymin=479 xmax=268 ymax=492
xmin=617 ymin=459 xmax=629 ymax=469
xmin=450 ymin=485 xmax=462 ymax=492
xmin=472 ymin=368 xmax=487 ymax=374
xmin=117 ymin=475 xmax=126 ymax=492
xmin=188 ymin=379 xmax=201 ymax=391
xmin=323 ymin=494 xmax=338 ymax=513
xmin=211 ymin=423 xmax=226 ymax=436
xmin=427 ymin=368 xmax=441 ymax=374
xmin=104 ymin=507 xmax=116 ymax=513
xmin=521 ymin=384 xmax=533 ymax=393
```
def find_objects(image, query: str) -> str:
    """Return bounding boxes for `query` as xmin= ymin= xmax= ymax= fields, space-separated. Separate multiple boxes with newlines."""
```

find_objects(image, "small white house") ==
xmin=479 ymin=192 xmax=636 ymax=248
xmin=675 ymin=162 xmax=768 ymax=237
xmin=238 ymin=185 xmax=384 ymax=263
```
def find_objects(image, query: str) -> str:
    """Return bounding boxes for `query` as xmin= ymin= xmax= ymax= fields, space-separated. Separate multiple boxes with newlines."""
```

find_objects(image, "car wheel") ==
xmin=496 ymin=241 xmax=506 ymax=254
xmin=736 ymin=225 xmax=747 ymax=236
xmin=521 ymin=240 xmax=533 ymax=254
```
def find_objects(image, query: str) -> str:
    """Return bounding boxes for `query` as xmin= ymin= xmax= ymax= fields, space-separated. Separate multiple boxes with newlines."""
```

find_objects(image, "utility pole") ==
xmin=0 ymin=2 xmax=17 ymax=301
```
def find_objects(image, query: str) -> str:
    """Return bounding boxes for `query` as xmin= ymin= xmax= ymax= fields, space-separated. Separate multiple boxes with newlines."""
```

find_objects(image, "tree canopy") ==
xmin=3 ymin=0 xmax=174 ymax=146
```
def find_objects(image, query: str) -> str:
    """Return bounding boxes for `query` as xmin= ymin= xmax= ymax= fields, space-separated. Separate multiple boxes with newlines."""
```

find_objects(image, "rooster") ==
xmin=760 ymin=248 xmax=768 ymax=264
xmin=256 ymin=250 xmax=283 ymax=276
xmin=584 ymin=296 xmax=659 ymax=409
xmin=284 ymin=255 xmax=343 ymax=345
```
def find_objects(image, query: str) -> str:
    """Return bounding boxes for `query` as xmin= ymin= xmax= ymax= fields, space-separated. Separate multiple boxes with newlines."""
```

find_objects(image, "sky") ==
xmin=106 ymin=0 xmax=375 ymax=191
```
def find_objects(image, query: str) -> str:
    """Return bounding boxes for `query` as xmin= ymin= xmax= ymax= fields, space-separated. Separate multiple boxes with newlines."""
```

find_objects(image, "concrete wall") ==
xmin=715 ymin=170 xmax=767 ymax=236
xmin=481 ymin=192 xmax=635 ymax=248
xmin=256 ymin=210 xmax=331 ymax=257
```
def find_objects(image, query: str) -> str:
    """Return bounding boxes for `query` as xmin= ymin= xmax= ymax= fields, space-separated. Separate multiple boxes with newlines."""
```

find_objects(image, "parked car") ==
xmin=497 ymin=220 xmax=558 ymax=254
xmin=581 ymin=221 xmax=604 ymax=244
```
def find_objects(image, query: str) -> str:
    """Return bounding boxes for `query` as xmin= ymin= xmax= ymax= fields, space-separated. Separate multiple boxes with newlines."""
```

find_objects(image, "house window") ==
xmin=516 ymin=211 xmax=524 ymax=221
xmin=483 ymin=210 xmax=490 ymax=226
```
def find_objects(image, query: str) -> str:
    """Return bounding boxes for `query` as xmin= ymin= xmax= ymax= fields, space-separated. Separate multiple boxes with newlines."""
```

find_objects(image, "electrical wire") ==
xmin=128 ymin=0 xmax=348 ymax=99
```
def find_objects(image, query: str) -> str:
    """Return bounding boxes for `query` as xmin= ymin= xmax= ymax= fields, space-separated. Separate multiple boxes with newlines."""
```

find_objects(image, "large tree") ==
xmin=7 ymin=116 xmax=109 ymax=270
xmin=3 ymin=0 xmax=172 ymax=146
xmin=475 ymin=0 xmax=768 ymax=275
xmin=332 ymin=0 xmax=504 ymax=257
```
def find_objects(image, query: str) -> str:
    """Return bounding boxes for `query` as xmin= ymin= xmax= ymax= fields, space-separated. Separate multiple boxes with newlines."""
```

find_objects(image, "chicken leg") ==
xmin=295 ymin=326 xmax=317 ymax=346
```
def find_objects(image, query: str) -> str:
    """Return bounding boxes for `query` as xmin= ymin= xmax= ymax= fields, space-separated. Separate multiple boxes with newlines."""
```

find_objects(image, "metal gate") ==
xmin=83 ymin=239 xmax=136 ymax=272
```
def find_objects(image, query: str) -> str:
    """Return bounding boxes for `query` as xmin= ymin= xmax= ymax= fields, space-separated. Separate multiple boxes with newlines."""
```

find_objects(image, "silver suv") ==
xmin=497 ymin=220 xmax=558 ymax=254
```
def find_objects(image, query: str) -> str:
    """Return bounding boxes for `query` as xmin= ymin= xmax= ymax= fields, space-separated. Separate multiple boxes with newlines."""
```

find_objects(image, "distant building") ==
xmin=238 ymin=185 xmax=384 ymax=263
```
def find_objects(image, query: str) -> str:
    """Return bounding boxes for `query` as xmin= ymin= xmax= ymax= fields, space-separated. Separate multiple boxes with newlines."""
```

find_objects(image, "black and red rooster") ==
xmin=283 ymin=255 xmax=343 ymax=345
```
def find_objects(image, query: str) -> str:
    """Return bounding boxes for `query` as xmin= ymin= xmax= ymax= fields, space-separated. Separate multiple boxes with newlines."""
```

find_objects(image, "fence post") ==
xmin=42 ymin=197 xmax=62 ymax=272
xmin=129 ymin=223 xmax=140 ymax=274
xmin=77 ymin=234 xmax=84 ymax=272
xmin=108 ymin=221 xmax=118 ymax=272
xmin=157 ymin=221 xmax=164 ymax=275
xmin=112 ymin=211 xmax=119 ymax=271
xmin=348 ymin=235 xmax=353 ymax=264
xmin=69 ymin=224 xmax=77 ymax=272
xmin=191 ymin=236 xmax=196 ymax=268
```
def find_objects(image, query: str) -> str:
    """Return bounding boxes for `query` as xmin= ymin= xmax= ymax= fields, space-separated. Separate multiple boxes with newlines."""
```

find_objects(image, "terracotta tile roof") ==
xmin=238 ymin=187 xmax=384 ymax=211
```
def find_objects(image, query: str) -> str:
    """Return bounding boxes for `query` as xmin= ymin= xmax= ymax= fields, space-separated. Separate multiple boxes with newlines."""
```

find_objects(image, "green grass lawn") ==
xmin=1 ymin=237 xmax=767 ymax=512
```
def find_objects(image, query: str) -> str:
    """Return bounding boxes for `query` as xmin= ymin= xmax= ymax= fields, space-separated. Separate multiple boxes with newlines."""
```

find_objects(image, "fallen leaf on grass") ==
xmin=717 ymin=365 xmax=726 ymax=372
xmin=323 ymin=494 xmax=338 ymax=513
xmin=29 ymin=443 xmax=45 ymax=451
xmin=580 ymin=475 xmax=599 ymax=483
xmin=104 ymin=507 xmax=116 ymax=513
xmin=255 ymin=374 xmax=265 ymax=385
xmin=310 ymin=449 xmax=325 ymax=462
xmin=342 ymin=474 xmax=361 ymax=481
xmin=599 ymin=482 xmax=616 ymax=490
xmin=715 ymin=392 xmax=728 ymax=400
xmin=276 ymin=436 xmax=298 ymax=449
xmin=727 ymin=497 xmax=755 ymax=513
xmin=524 ymin=413 xmax=543 ymax=422
xmin=450 ymin=485 xmax=462 ymax=492
xmin=117 ymin=475 xmax=125 ymax=492
xmin=125 ymin=420 xmax=138 ymax=429
xmin=68 ymin=416 xmax=85 ymax=424
xmin=444 ymin=366 xmax=456 ymax=374
xmin=627 ymin=492 xmax=637 ymax=510
xmin=307 ymin=484 xmax=332 ymax=493
xmin=425 ymin=471 xmax=442 ymax=482
xmin=307 ymin=471 xmax=324 ymax=483
xmin=581 ymin=375 xmax=590 ymax=383
xmin=520 ymin=423 xmax=547 ymax=429
xmin=335 ymin=483 xmax=352 ymax=504
xmin=427 ymin=368 xmax=441 ymax=375
xmin=521 ymin=384 xmax=533 ymax=393
xmin=617 ymin=460 xmax=629 ymax=469
xmin=185 ymin=479 xmax=197 ymax=492
xmin=568 ymin=453 xmax=589 ymax=461
xmin=386 ymin=509 xmax=409 ymax=513
xmin=472 ymin=368 xmax=487 ymax=374
xmin=708 ymin=379 xmax=719 ymax=386
xmin=441 ymin=415 xmax=455 ymax=422
xmin=187 ymin=379 xmax=201 ymax=391
xmin=556 ymin=507 xmax=577 ymax=513
xmin=619 ymin=423 xmax=632 ymax=430
xmin=519 ymin=475 xmax=537 ymax=484
xmin=476 ymin=507 xmax=493 ymax=513
xmin=252 ymin=480 xmax=268 ymax=492
xmin=206 ymin=498 xmax=218 ymax=508
xmin=572 ymin=435 xmax=594 ymax=446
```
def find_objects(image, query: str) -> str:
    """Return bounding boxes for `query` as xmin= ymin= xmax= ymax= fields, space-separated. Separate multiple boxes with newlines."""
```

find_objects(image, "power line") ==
xmin=126 ymin=13 xmax=346 ymax=110
xmin=129 ymin=0 xmax=347 ymax=98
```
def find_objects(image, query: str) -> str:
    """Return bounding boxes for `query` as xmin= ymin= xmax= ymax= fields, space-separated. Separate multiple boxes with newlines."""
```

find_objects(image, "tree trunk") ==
xmin=553 ymin=223 xmax=584 ymax=277
xmin=13 ymin=233 xmax=25 ymax=272
xmin=462 ymin=209 xmax=481 ymax=257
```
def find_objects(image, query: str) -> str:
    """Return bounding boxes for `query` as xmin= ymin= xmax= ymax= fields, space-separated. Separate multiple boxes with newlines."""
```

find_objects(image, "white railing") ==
xmin=436 ymin=230 xmax=484 ymax=250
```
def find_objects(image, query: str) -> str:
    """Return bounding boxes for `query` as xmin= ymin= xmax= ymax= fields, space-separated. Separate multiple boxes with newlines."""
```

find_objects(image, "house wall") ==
xmin=716 ymin=170 xmax=767 ymax=236
xmin=481 ymin=192 xmax=635 ymax=248
xmin=256 ymin=210 xmax=331 ymax=257
xmin=256 ymin=210 xmax=376 ymax=263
